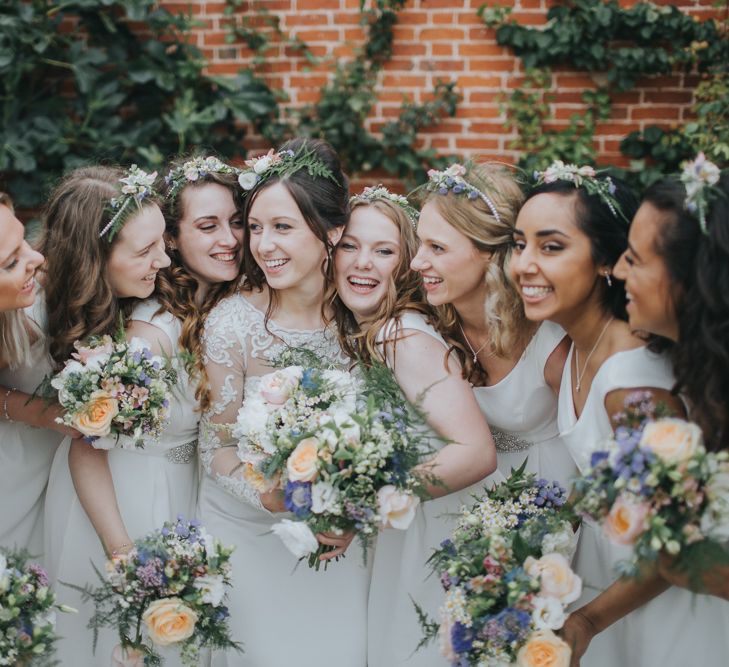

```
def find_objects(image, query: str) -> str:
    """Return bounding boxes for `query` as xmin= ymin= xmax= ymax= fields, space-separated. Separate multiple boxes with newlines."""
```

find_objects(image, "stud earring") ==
xmin=604 ymin=271 xmax=612 ymax=288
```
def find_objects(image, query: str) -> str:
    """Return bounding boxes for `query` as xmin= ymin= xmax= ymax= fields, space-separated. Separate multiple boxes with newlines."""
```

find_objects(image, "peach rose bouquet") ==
xmin=72 ymin=518 xmax=241 ymax=666
xmin=48 ymin=332 xmax=177 ymax=448
xmin=574 ymin=391 xmax=729 ymax=581
xmin=417 ymin=464 xmax=579 ymax=666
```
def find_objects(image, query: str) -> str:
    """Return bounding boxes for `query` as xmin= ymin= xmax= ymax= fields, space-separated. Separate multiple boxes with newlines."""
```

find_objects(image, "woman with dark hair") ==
xmin=509 ymin=164 xmax=687 ymax=667
xmin=198 ymin=138 xmax=369 ymax=666
xmin=614 ymin=161 xmax=729 ymax=611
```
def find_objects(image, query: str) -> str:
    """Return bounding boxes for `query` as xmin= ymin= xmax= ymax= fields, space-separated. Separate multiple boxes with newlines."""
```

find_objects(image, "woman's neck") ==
xmin=452 ymin=285 xmax=488 ymax=333
xmin=270 ymin=280 xmax=327 ymax=330
xmin=560 ymin=300 xmax=614 ymax=354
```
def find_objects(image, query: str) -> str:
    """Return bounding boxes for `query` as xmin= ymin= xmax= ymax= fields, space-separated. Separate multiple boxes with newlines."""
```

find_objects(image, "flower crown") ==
xmin=100 ymin=165 xmax=159 ymax=241
xmin=350 ymin=185 xmax=420 ymax=228
xmin=237 ymin=144 xmax=338 ymax=192
xmin=164 ymin=156 xmax=240 ymax=204
xmin=532 ymin=161 xmax=624 ymax=221
xmin=425 ymin=164 xmax=501 ymax=224
xmin=680 ymin=152 xmax=722 ymax=235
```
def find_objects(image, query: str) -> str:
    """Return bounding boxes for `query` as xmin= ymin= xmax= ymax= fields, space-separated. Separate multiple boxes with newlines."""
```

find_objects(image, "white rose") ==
xmin=700 ymin=471 xmax=729 ymax=541
xmin=184 ymin=167 xmax=199 ymax=181
xmin=253 ymin=155 xmax=273 ymax=174
xmin=377 ymin=485 xmax=419 ymax=530
xmin=541 ymin=522 xmax=579 ymax=561
xmin=259 ymin=367 xmax=302 ymax=405
xmin=271 ymin=519 xmax=318 ymax=559
xmin=531 ymin=595 xmax=567 ymax=630
xmin=61 ymin=360 xmax=85 ymax=377
xmin=193 ymin=573 xmax=225 ymax=607
xmin=238 ymin=171 xmax=259 ymax=190
xmin=311 ymin=481 xmax=340 ymax=514
xmin=524 ymin=552 xmax=582 ymax=605
xmin=639 ymin=418 xmax=703 ymax=464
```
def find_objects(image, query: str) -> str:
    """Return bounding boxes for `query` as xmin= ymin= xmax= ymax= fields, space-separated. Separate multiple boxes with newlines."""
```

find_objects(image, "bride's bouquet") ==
xmin=48 ymin=332 xmax=177 ymax=447
xmin=233 ymin=353 xmax=432 ymax=568
xmin=0 ymin=548 xmax=75 ymax=666
xmin=74 ymin=517 xmax=241 ymax=666
xmin=418 ymin=464 xmax=579 ymax=667
xmin=574 ymin=391 xmax=729 ymax=581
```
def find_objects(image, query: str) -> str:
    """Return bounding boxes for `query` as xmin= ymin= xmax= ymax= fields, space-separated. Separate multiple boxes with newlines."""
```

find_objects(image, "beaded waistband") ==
xmin=165 ymin=439 xmax=197 ymax=464
xmin=491 ymin=428 xmax=532 ymax=453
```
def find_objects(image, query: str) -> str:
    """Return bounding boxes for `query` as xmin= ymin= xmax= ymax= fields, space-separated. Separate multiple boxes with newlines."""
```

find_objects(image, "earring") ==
xmin=604 ymin=271 xmax=612 ymax=287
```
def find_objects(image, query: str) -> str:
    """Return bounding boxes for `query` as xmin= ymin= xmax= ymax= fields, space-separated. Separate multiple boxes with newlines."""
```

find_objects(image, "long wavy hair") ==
xmin=330 ymin=197 xmax=436 ymax=367
xmin=423 ymin=163 xmax=530 ymax=381
xmin=158 ymin=159 xmax=245 ymax=411
xmin=0 ymin=192 xmax=36 ymax=367
xmin=39 ymin=166 xmax=159 ymax=367
xmin=644 ymin=173 xmax=729 ymax=451
xmin=241 ymin=137 xmax=349 ymax=324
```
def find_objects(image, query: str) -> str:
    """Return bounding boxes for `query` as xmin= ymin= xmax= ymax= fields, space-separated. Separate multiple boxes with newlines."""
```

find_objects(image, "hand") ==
xmin=560 ymin=609 xmax=596 ymax=667
xmin=316 ymin=530 xmax=355 ymax=562
xmin=657 ymin=552 xmax=729 ymax=600
xmin=260 ymin=488 xmax=286 ymax=513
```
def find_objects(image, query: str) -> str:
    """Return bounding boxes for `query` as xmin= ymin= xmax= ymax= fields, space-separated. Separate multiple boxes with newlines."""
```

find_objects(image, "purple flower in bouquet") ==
xmin=451 ymin=622 xmax=474 ymax=654
xmin=285 ymin=481 xmax=313 ymax=518
xmin=482 ymin=607 xmax=532 ymax=646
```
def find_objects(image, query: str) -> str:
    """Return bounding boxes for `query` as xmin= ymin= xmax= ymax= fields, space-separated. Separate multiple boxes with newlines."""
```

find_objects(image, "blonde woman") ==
xmin=411 ymin=163 xmax=575 ymax=486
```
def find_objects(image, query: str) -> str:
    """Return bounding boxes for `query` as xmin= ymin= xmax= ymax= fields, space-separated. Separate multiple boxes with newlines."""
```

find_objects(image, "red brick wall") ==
xmin=164 ymin=0 xmax=721 ymax=186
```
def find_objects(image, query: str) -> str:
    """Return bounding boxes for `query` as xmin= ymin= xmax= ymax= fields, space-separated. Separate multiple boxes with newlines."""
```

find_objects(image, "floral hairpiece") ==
xmin=100 ymin=165 xmax=158 ymax=241
xmin=237 ymin=144 xmax=338 ymax=192
xmin=164 ymin=156 xmax=240 ymax=203
xmin=425 ymin=164 xmax=501 ymax=224
xmin=350 ymin=185 xmax=420 ymax=228
xmin=532 ymin=161 xmax=624 ymax=221
xmin=680 ymin=152 xmax=721 ymax=235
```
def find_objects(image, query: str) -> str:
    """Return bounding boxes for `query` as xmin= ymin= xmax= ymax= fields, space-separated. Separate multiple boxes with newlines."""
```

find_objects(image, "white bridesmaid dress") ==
xmin=198 ymin=291 xmax=369 ymax=667
xmin=558 ymin=345 xmax=729 ymax=667
xmin=0 ymin=295 xmax=64 ymax=560
xmin=44 ymin=299 xmax=199 ymax=666
xmin=473 ymin=321 xmax=576 ymax=488
xmin=367 ymin=312 xmax=493 ymax=667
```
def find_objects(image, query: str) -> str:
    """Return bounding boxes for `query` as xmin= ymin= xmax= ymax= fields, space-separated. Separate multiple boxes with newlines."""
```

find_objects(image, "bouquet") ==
xmin=0 ymin=549 xmax=74 ymax=666
xmin=419 ymin=464 xmax=579 ymax=667
xmin=75 ymin=517 xmax=241 ymax=666
xmin=574 ymin=391 xmax=729 ymax=581
xmin=49 ymin=332 xmax=177 ymax=447
xmin=233 ymin=353 xmax=432 ymax=568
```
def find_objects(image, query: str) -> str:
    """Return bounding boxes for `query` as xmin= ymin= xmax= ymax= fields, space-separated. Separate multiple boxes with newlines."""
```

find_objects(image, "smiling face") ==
xmin=247 ymin=182 xmax=341 ymax=295
xmin=509 ymin=192 xmax=605 ymax=326
xmin=410 ymin=200 xmax=489 ymax=308
xmin=614 ymin=202 xmax=678 ymax=340
xmin=106 ymin=204 xmax=170 ymax=299
xmin=175 ymin=182 xmax=244 ymax=291
xmin=0 ymin=205 xmax=45 ymax=311
xmin=334 ymin=205 xmax=401 ymax=322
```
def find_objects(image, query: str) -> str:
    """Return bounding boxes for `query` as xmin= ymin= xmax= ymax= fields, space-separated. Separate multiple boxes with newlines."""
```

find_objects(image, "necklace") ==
xmin=459 ymin=322 xmax=489 ymax=364
xmin=575 ymin=316 xmax=614 ymax=393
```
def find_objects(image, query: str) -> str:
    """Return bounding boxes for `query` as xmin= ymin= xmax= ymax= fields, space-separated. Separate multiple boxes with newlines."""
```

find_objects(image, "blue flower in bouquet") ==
xmin=482 ymin=607 xmax=532 ymax=646
xmin=300 ymin=368 xmax=317 ymax=390
xmin=285 ymin=481 xmax=313 ymax=518
xmin=534 ymin=479 xmax=567 ymax=508
xmin=451 ymin=622 xmax=475 ymax=654
xmin=387 ymin=451 xmax=408 ymax=485
xmin=590 ymin=450 xmax=610 ymax=468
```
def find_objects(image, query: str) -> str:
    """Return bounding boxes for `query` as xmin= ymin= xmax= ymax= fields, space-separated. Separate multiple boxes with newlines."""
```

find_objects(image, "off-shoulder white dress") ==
xmin=198 ymin=291 xmax=369 ymax=667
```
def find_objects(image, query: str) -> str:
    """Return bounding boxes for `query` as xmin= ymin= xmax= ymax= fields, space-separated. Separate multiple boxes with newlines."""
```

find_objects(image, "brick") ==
xmin=286 ymin=14 xmax=331 ymax=26
xmin=419 ymin=59 xmax=465 ymax=71
xmin=455 ymin=137 xmax=500 ymax=150
xmin=631 ymin=107 xmax=682 ymax=121
xmin=420 ymin=28 xmax=465 ymax=40
xmin=295 ymin=30 xmax=341 ymax=42
xmin=431 ymin=44 xmax=453 ymax=56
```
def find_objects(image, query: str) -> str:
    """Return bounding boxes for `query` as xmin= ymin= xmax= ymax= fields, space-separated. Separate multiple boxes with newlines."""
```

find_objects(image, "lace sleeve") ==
xmin=199 ymin=298 xmax=265 ymax=510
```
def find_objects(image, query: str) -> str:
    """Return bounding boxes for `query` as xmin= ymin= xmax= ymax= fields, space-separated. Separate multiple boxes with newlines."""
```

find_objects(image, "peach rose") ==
xmin=639 ymin=418 xmax=702 ymax=464
xmin=259 ymin=367 xmax=302 ymax=405
xmin=524 ymin=553 xmax=582 ymax=605
xmin=287 ymin=437 xmax=321 ymax=482
xmin=516 ymin=629 xmax=571 ymax=667
xmin=72 ymin=391 xmax=118 ymax=437
xmin=603 ymin=494 xmax=650 ymax=546
xmin=377 ymin=485 xmax=420 ymax=530
xmin=142 ymin=597 xmax=198 ymax=646
xmin=111 ymin=644 xmax=146 ymax=667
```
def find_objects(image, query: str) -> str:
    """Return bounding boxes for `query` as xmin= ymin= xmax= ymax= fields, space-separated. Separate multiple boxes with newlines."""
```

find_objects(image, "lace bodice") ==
xmin=200 ymin=291 xmax=348 ymax=509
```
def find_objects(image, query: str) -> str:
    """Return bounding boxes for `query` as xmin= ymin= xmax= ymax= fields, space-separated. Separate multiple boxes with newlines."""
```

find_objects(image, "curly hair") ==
xmin=421 ymin=163 xmax=530 ymax=381
xmin=39 ymin=166 xmax=158 ymax=367
xmin=329 ymin=197 xmax=437 ymax=367
xmin=241 ymin=137 xmax=349 ymax=324
xmin=157 ymin=158 xmax=245 ymax=411
xmin=644 ymin=173 xmax=729 ymax=451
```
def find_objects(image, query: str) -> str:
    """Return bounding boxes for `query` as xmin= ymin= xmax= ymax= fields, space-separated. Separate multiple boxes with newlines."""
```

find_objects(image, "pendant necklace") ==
xmin=575 ymin=316 xmax=614 ymax=393
xmin=459 ymin=322 xmax=490 ymax=364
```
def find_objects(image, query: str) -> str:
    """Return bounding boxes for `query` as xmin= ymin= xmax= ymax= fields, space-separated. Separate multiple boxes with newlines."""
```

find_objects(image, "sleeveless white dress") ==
xmin=367 ymin=312 xmax=493 ymax=667
xmin=558 ymin=345 xmax=729 ymax=667
xmin=198 ymin=291 xmax=370 ymax=667
xmin=473 ymin=321 xmax=576 ymax=487
xmin=44 ymin=299 xmax=199 ymax=666
xmin=0 ymin=294 xmax=64 ymax=560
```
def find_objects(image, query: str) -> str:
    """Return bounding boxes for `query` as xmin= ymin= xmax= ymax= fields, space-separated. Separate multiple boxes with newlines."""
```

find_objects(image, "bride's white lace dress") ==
xmin=198 ymin=291 xmax=369 ymax=667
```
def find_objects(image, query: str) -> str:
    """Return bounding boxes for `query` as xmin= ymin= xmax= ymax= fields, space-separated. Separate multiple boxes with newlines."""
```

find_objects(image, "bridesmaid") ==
xmin=410 ymin=163 xmax=575 ymax=486
xmin=331 ymin=186 xmax=496 ymax=666
xmin=508 ymin=166 xmax=687 ymax=667
xmin=0 ymin=193 xmax=74 ymax=557
xmin=198 ymin=138 xmax=370 ymax=666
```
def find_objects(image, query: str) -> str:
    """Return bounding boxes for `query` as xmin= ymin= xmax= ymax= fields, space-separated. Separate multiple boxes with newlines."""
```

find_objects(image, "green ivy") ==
xmin=0 ymin=0 xmax=280 ymax=208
